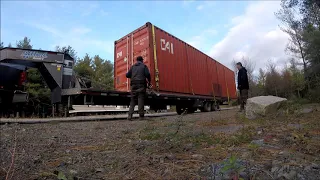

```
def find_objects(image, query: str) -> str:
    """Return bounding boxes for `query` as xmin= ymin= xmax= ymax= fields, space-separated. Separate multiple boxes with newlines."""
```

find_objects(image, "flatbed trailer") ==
xmin=0 ymin=37 xmax=231 ymax=117
xmin=72 ymin=88 xmax=223 ymax=115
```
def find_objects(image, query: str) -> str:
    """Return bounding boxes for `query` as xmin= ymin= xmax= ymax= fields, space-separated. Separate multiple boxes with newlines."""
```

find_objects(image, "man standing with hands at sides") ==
xmin=126 ymin=56 xmax=151 ymax=120
xmin=236 ymin=62 xmax=249 ymax=112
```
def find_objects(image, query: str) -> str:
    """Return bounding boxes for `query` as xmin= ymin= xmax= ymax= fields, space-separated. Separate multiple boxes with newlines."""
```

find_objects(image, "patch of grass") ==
xmin=248 ymin=143 xmax=260 ymax=158
xmin=254 ymin=118 xmax=268 ymax=126
xmin=226 ymin=126 xmax=256 ymax=146
xmin=141 ymin=124 xmax=157 ymax=132
xmin=280 ymin=100 xmax=302 ymax=115
xmin=164 ymin=120 xmax=187 ymax=128
xmin=220 ymin=154 xmax=245 ymax=179
xmin=202 ymin=144 xmax=229 ymax=161
xmin=141 ymin=131 xmax=162 ymax=141
xmin=236 ymin=113 xmax=248 ymax=124
xmin=186 ymin=132 xmax=214 ymax=147
xmin=200 ymin=118 xmax=229 ymax=127
xmin=140 ymin=125 xmax=163 ymax=141
xmin=38 ymin=171 xmax=57 ymax=178
xmin=292 ymin=98 xmax=311 ymax=105
xmin=284 ymin=130 xmax=320 ymax=155
xmin=163 ymin=130 xmax=214 ymax=149
xmin=140 ymin=127 xmax=217 ymax=153
xmin=236 ymin=112 xmax=273 ymax=128
xmin=211 ymin=133 xmax=227 ymax=144
xmin=303 ymin=120 xmax=320 ymax=132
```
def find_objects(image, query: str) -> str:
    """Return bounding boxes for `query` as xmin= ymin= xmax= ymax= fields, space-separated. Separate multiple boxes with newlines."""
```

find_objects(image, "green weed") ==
xmin=187 ymin=132 xmax=214 ymax=147
xmin=226 ymin=126 xmax=255 ymax=146
xmin=141 ymin=131 xmax=162 ymax=141
xmin=139 ymin=125 xmax=162 ymax=140
xmin=221 ymin=155 xmax=245 ymax=180
xmin=248 ymin=143 xmax=260 ymax=158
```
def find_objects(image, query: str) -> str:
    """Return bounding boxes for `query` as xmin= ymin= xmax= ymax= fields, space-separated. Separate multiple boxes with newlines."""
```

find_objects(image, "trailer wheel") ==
xmin=211 ymin=103 xmax=216 ymax=111
xmin=203 ymin=102 xmax=212 ymax=112
xmin=216 ymin=104 xmax=220 ymax=111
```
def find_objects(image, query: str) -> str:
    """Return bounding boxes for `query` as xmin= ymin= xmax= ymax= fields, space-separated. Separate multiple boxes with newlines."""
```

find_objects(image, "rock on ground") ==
xmin=246 ymin=96 xmax=287 ymax=120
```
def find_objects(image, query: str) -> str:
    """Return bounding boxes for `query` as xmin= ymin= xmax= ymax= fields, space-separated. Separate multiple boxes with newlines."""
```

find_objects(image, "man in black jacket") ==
xmin=236 ymin=62 xmax=249 ymax=112
xmin=126 ymin=56 xmax=151 ymax=120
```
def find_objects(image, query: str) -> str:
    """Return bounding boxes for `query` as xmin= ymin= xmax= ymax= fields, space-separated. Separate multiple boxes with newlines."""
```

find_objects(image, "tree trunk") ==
xmin=294 ymin=29 xmax=306 ymax=72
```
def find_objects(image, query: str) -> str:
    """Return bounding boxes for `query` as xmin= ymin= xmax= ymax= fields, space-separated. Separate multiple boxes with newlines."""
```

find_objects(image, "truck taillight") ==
xmin=18 ymin=71 xmax=27 ymax=86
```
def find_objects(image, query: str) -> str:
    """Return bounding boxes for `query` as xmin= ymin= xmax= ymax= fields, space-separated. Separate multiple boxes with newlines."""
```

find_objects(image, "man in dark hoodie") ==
xmin=126 ymin=56 xmax=151 ymax=120
xmin=236 ymin=62 xmax=249 ymax=112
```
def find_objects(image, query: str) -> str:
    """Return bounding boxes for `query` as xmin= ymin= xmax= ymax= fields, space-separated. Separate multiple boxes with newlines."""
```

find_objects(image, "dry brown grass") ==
xmin=1 ymin=104 xmax=319 ymax=179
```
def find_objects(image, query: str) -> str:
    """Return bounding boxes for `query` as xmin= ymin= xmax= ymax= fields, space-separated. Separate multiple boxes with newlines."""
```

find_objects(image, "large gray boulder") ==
xmin=246 ymin=96 xmax=287 ymax=119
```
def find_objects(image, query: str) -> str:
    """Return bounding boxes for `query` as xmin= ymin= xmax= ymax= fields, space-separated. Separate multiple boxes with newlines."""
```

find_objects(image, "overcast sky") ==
xmin=1 ymin=0 xmax=290 ymax=72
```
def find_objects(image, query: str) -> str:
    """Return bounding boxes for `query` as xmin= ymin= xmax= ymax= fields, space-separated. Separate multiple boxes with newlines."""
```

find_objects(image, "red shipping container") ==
xmin=114 ymin=22 xmax=236 ymax=100
xmin=224 ymin=67 xmax=237 ymax=99
xmin=206 ymin=58 xmax=220 ymax=97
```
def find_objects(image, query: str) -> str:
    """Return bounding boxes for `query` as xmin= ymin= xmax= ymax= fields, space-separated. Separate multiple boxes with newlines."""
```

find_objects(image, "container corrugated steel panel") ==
xmin=154 ymin=27 xmax=190 ymax=94
xmin=224 ymin=68 xmax=237 ymax=99
xmin=206 ymin=59 xmax=220 ymax=97
xmin=216 ymin=62 xmax=226 ymax=98
xmin=114 ymin=22 xmax=237 ymax=100
xmin=186 ymin=46 xmax=210 ymax=95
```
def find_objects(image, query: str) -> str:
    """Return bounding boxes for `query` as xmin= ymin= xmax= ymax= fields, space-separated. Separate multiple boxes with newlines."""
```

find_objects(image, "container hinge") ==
xmin=152 ymin=25 xmax=160 ymax=91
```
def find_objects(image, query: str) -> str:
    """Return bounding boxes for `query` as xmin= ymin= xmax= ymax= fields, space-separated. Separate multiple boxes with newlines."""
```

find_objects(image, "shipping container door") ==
xmin=114 ymin=37 xmax=130 ymax=91
xmin=225 ymin=68 xmax=237 ymax=99
xmin=154 ymin=27 xmax=190 ymax=94
xmin=132 ymin=26 xmax=152 ymax=76
xmin=114 ymin=25 xmax=152 ymax=92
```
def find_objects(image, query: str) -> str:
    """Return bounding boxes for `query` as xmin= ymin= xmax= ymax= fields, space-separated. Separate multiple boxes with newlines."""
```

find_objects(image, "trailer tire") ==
xmin=216 ymin=103 xmax=220 ymax=111
xmin=203 ymin=102 xmax=211 ymax=112
xmin=211 ymin=103 xmax=216 ymax=111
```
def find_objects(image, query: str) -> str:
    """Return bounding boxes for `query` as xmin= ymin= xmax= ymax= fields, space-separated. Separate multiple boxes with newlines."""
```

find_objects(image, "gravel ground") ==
xmin=0 ymin=109 xmax=237 ymax=180
xmin=1 ymin=106 xmax=319 ymax=180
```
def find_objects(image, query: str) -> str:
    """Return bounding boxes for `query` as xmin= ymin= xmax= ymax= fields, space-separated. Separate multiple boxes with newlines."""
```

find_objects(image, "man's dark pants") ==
xmin=239 ymin=89 xmax=248 ymax=110
xmin=128 ymin=84 xmax=146 ymax=119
